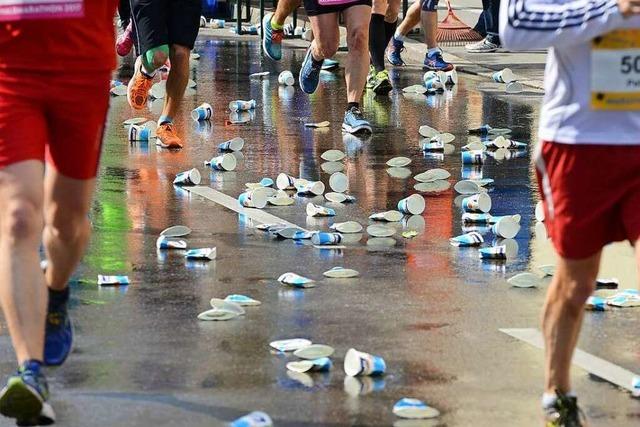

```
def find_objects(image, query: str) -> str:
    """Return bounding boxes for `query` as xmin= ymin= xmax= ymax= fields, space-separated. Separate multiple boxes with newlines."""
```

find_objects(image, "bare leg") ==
xmin=0 ymin=161 xmax=46 ymax=364
xmin=396 ymin=0 xmax=421 ymax=35
xmin=421 ymin=10 xmax=437 ymax=49
xmin=273 ymin=0 xmax=302 ymax=25
xmin=344 ymin=5 xmax=372 ymax=102
xmin=43 ymin=172 xmax=96 ymax=291
xmin=543 ymin=253 xmax=601 ymax=394
xmin=308 ymin=13 xmax=340 ymax=61
xmin=385 ymin=0 xmax=401 ymax=22
xmin=163 ymin=44 xmax=191 ymax=119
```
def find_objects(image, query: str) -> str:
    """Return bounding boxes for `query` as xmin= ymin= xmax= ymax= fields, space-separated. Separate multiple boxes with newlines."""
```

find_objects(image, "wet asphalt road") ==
xmin=0 ymin=34 xmax=639 ymax=427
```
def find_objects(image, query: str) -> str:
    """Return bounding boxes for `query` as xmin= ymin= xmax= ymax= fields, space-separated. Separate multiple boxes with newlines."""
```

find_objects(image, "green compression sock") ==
xmin=141 ymin=44 xmax=169 ymax=74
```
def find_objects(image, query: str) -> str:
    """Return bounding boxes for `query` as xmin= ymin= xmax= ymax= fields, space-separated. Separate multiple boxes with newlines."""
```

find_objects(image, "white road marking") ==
xmin=500 ymin=328 xmax=639 ymax=392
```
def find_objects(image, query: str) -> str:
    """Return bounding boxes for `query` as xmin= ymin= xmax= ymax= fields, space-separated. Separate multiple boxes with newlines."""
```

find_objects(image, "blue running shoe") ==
xmin=387 ymin=36 xmax=405 ymax=66
xmin=299 ymin=48 xmax=323 ymax=94
xmin=0 ymin=361 xmax=55 ymax=426
xmin=423 ymin=48 xmax=454 ymax=71
xmin=261 ymin=13 xmax=283 ymax=61
xmin=44 ymin=291 xmax=73 ymax=367
xmin=342 ymin=107 xmax=372 ymax=134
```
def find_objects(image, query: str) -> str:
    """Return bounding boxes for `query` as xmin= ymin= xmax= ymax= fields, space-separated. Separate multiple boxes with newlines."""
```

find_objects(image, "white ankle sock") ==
xmin=394 ymin=30 xmax=405 ymax=42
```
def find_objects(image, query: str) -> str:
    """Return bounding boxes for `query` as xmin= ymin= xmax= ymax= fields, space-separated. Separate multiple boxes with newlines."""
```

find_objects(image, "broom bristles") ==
xmin=437 ymin=0 xmax=483 ymax=44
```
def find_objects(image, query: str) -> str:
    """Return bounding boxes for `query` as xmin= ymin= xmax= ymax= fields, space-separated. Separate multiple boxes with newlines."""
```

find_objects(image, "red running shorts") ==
xmin=535 ymin=140 xmax=640 ymax=259
xmin=0 ymin=70 xmax=110 ymax=180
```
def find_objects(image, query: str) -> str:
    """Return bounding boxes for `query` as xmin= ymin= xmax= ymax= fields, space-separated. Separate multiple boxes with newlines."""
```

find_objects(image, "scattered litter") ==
xmin=149 ymin=81 xmax=166 ymax=99
xmin=321 ymin=161 xmax=344 ymax=173
xmin=228 ymin=111 xmax=252 ymax=124
xmin=586 ymin=296 xmax=607 ymax=311
xmin=461 ymin=193 xmax=491 ymax=213
xmin=506 ymin=81 xmax=524 ymax=94
xmin=606 ymin=289 xmax=640 ymax=307
xmin=160 ymin=225 xmax=191 ymax=237
xmin=287 ymin=357 xmax=333 ymax=373
xmin=369 ymin=211 xmax=403 ymax=222
xmin=631 ymin=376 xmax=640 ymax=397
xmin=387 ymin=167 xmax=412 ymax=179
xmin=488 ymin=214 xmax=521 ymax=225
xmin=393 ymin=398 xmax=440 ymax=419
xmin=277 ymin=228 xmax=304 ymax=239
xmin=250 ymin=71 xmax=270 ymax=78
xmin=219 ymin=137 xmax=245 ymax=152
xmin=306 ymin=203 xmax=335 ymax=217
xmin=331 ymin=221 xmax=363 ymax=233
xmin=267 ymin=194 xmax=295 ymax=206
xmin=293 ymin=230 xmax=315 ymax=240
xmin=423 ymin=73 xmax=445 ymax=92
xmin=367 ymin=224 xmax=396 ymax=237
xmin=305 ymin=121 xmax=330 ymax=128
xmin=270 ymin=338 xmax=312 ymax=352
xmin=462 ymin=212 xmax=492 ymax=224
xmin=535 ymin=201 xmax=545 ymax=222
xmin=462 ymin=141 xmax=486 ymax=151
xmin=278 ymin=70 xmax=295 ymax=86
xmin=297 ymin=180 xmax=325 ymax=196
xmin=492 ymin=68 xmax=516 ymax=84
xmin=386 ymin=157 xmax=411 ymax=168
xmin=185 ymin=248 xmax=217 ymax=260
xmin=321 ymin=149 xmax=346 ymax=162
xmin=293 ymin=344 xmax=335 ymax=359
xmin=323 ymin=267 xmax=359 ymax=278
xmin=278 ymin=272 xmax=316 ymax=288
xmin=329 ymin=172 xmax=348 ymax=193
xmin=461 ymin=150 xmax=486 ymax=165
xmin=205 ymin=153 xmax=237 ymax=171
xmin=210 ymin=18 xmax=226 ymax=28
xmin=479 ymin=245 xmax=508 ymax=260
xmin=325 ymin=192 xmax=356 ymax=203
xmin=449 ymin=232 xmax=484 ymax=247
xmin=229 ymin=99 xmax=256 ymax=112
xmin=397 ymin=194 xmax=425 ymax=215
xmin=239 ymin=190 xmax=268 ymax=209
xmin=224 ymin=294 xmax=261 ymax=306
xmin=454 ymin=180 xmax=483 ymax=195
xmin=538 ymin=264 xmax=556 ymax=276
xmin=422 ymin=138 xmax=445 ymax=152
xmin=344 ymin=348 xmax=386 ymax=376
xmin=230 ymin=411 xmax=272 ymax=427
xmin=445 ymin=69 xmax=458 ymax=85
xmin=468 ymin=124 xmax=512 ymax=136
xmin=197 ymin=308 xmax=241 ymax=321
xmin=402 ymin=231 xmax=419 ymax=239
xmin=173 ymin=168 xmax=201 ymax=186
xmin=418 ymin=125 xmax=439 ymax=138
xmin=156 ymin=236 xmax=187 ymax=249
xmin=492 ymin=216 xmax=521 ymax=239
xmin=414 ymin=180 xmax=451 ymax=194
xmin=276 ymin=173 xmax=296 ymax=190
xmin=190 ymin=53 xmax=200 ymax=60
xmin=311 ymin=232 xmax=342 ymax=245
xmin=128 ymin=121 xmax=157 ymax=141
xmin=191 ymin=102 xmax=213 ymax=121
xmin=596 ymin=278 xmax=619 ymax=290
xmin=123 ymin=117 xmax=147 ymax=126
xmin=508 ymin=272 xmax=541 ymax=288
xmin=110 ymin=83 xmax=127 ymax=96
xmin=98 ymin=275 xmax=130 ymax=286
xmin=402 ymin=84 xmax=428 ymax=94
xmin=414 ymin=169 xmax=450 ymax=183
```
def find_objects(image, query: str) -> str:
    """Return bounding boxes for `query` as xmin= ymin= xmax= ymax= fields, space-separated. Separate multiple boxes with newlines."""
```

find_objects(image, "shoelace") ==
xmin=349 ymin=108 xmax=365 ymax=120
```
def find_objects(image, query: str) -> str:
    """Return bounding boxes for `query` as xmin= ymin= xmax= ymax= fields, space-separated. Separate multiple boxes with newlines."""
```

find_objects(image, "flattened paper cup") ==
xmin=418 ymin=125 xmax=439 ymax=138
xmin=224 ymin=294 xmax=261 ymax=306
xmin=449 ymin=232 xmax=484 ymax=247
xmin=367 ymin=224 xmax=396 ymax=238
xmin=461 ymin=192 xmax=491 ymax=213
xmin=344 ymin=348 xmax=386 ymax=377
xmin=414 ymin=180 xmax=451 ymax=194
xmin=218 ymin=137 xmax=245 ymax=152
xmin=321 ymin=149 xmax=346 ymax=162
xmin=278 ymin=70 xmax=295 ymax=86
xmin=270 ymin=338 xmax=312 ymax=352
xmin=393 ymin=398 xmax=440 ymax=419
xmin=293 ymin=344 xmax=335 ymax=359
xmin=454 ymin=180 xmax=483 ymax=195
xmin=414 ymin=168 xmax=450 ymax=183
xmin=397 ymin=194 xmax=425 ymax=215
xmin=445 ymin=69 xmax=458 ymax=85
xmin=331 ymin=221 xmax=363 ymax=233
xmin=369 ymin=211 xmax=403 ymax=222
xmin=508 ymin=272 xmax=541 ymax=288
xmin=276 ymin=173 xmax=296 ymax=190
xmin=387 ymin=167 xmax=412 ymax=179
xmin=386 ymin=156 xmax=411 ymax=168
xmin=492 ymin=216 xmax=521 ymax=239
xmin=206 ymin=153 xmax=237 ymax=171
xmin=323 ymin=267 xmax=359 ymax=278
xmin=492 ymin=68 xmax=516 ymax=84
xmin=321 ymin=161 xmax=344 ymax=174
xmin=329 ymin=172 xmax=348 ymax=193
xmin=209 ymin=298 xmax=245 ymax=315
xmin=238 ymin=190 xmax=268 ymax=209
xmin=173 ymin=168 xmax=201 ymax=186
xmin=287 ymin=357 xmax=332 ymax=373
xmin=191 ymin=102 xmax=213 ymax=121
xmin=306 ymin=203 xmax=335 ymax=217
xmin=297 ymin=180 xmax=325 ymax=196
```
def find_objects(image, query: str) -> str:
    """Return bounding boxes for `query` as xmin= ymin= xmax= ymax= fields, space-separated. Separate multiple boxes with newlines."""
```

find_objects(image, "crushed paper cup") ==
xmin=449 ymin=232 xmax=484 ymax=247
xmin=191 ymin=102 xmax=213 ymax=121
xmin=249 ymin=71 xmax=269 ymax=78
xmin=461 ymin=150 xmax=486 ymax=165
xmin=161 ymin=225 xmax=191 ymax=237
xmin=369 ymin=211 xmax=403 ymax=222
xmin=197 ymin=308 xmax=241 ymax=321
xmin=292 ymin=230 xmax=315 ymax=240
xmin=423 ymin=71 xmax=442 ymax=83
xmin=268 ymin=195 xmax=294 ymax=206
xmin=123 ymin=117 xmax=147 ymax=126
xmin=469 ymin=178 xmax=494 ymax=187
xmin=495 ymin=238 xmax=519 ymax=258
xmin=454 ymin=180 xmax=483 ymax=195
xmin=367 ymin=224 xmax=396 ymax=238
xmin=311 ymin=232 xmax=342 ymax=245
xmin=296 ymin=180 xmax=325 ymax=196
xmin=488 ymin=214 xmax=521 ymax=225
xmin=418 ymin=125 xmax=439 ymax=138
xmin=305 ymin=121 xmax=330 ymax=128
xmin=586 ymin=296 xmax=607 ymax=311
xmin=278 ymin=272 xmax=316 ymax=288
xmin=492 ymin=216 xmax=521 ymax=239
xmin=393 ymin=398 xmax=440 ymax=419
xmin=402 ymin=84 xmax=428 ymax=94
xmin=414 ymin=180 xmax=451 ymax=193
xmin=331 ymin=221 xmax=363 ymax=233
xmin=218 ymin=137 xmax=245 ymax=152
xmin=321 ymin=161 xmax=344 ymax=174
xmin=479 ymin=245 xmax=508 ymax=260
xmin=128 ymin=122 xmax=157 ymax=141
xmin=387 ymin=167 xmax=412 ymax=179
xmin=595 ymin=278 xmax=619 ymax=289
xmin=386 ymin=157 xmax=411 ymax=168
xmin=422 ymin=139 xmax=445 ymax=151
xmin=276 ymin=228 xmax=303 ymax=239
xmin=492 ymin=68 xmax=516 ymax=84
xmin=287 ymin=357 xmax=333 ymax=373
xmin=321 ymin=150 xmax=346 ymax=162
xmin=270 ymin=338 xmax=312 ymax=352
xmin=173 ymin=168 xmax=201 ymax=186
xmin=224 ymin=294 xmax=261 ymax=306
xmin=209 ymin=298 xmax=245 ymax=315
xmin=535 ymin=201 xmax=545 ymax=222
xmin=229 ymin=99 xmax=256 ymax=112
xmin=185 ymin=248 xmax=216 ymax=260
xmin=606 ymin=290 xmax=640 ymax=307
xmin=329 ymin=172 xmax=348 ymax=193
xmin=323 ymin=267 xmax=359 ymax=278
xmin=98 ymin=275 xmax=130 ymax=286
xmin=468 ymin=124 xmax=512 ymax=136
xmin=156 ymin=236 xmax=187 ymax=250
xmin=423 ymin=76 xmax=445 ymax=92
xmin=325 ymin=192 xmax=356 ymax=203
xmin=414 ymin=168 xmax=450 ymax=183
xmin=397 ymin=194 xmax=425 ymax=215
xmin=110 ymin=84 xmax=127 ymax=96
xmin=306 ymin=203 xmax=335 ymax=217
xmin=294 ymin=344 xmax=335 ymax=360
xmin=205 ymin=153 xmax=237 ymax=171
xmin=462 ymin=213 xmax=492 ymax=224
xmin=210 ymin=18 xmax=226 ymax=28
xmin=436 ymin=133 xmax=455 ymax=143
xmin=230 ymin=411 xmax=273 ymax=427
xmin=276 ymin=173 xmax=296 ymax=190
xmin=239 ymin=190 xmax=268 ymax=209
xmin=278 ymin=70 xmax=295 ymax=86
xmin=506 ymin=81 xmax=524 ymax=94
xmin=485 ymin=135 xmax=508 ymax=149
xmin=462 ymin=193 xmax=492 ymax=213
xmin=508 ymin=272 xmax=541 ymax=288
xmin=444 ymin=69 xmax=458 ymax=85
xmin=344 ymin=348 xmax=386 ymax=377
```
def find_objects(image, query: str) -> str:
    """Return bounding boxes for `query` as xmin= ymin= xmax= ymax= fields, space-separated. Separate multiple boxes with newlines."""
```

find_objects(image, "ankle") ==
xmin=346 ymin=102 xmax=360 ymax=112
xmin=48 ymin=286 xmax=70 ymax=310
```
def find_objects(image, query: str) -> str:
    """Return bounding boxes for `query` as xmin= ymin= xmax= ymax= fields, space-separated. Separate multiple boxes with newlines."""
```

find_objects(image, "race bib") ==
xmin=0 ymin=0 xmax=84 ymax=22
xmin=591 ymin=29 xmax=640 ymax=111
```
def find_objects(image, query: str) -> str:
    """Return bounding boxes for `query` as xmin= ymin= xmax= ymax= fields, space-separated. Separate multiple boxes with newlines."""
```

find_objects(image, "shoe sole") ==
xmin=342 ymin=123 xmax=372 ymax=134
xmin=127 ymin=57 xmax=147 ymax=110
xmin=261 ymin=14 xmax=282 ymax=61
xmin=373 ymin=79 xmax=393 ymax=95
xmin=0 ymin=381 xmax=44 ymax=421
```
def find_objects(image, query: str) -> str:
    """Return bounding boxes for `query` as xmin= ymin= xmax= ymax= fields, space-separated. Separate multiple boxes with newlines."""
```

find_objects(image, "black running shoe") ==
xmin=544 ymin=391 xmax=586 ymax=427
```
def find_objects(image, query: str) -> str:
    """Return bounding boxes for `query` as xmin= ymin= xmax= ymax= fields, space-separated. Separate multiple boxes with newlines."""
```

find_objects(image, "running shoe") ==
xmin=366 ymin=65 xmax=376 ymax=89
xmin=299 ymin=48 xmax=323 ymax=94
xmin=544 ymin=391 xmax=586 ymax=427
xmin=371 ymin=69 xmax=393 ymax=95
xmin=342 ymin=107 xmax=372 ymax=134
xmin=156 ymin=123 xmax=183 ymax=149
xmin=465 ymin=37 xmax=500 ymax=53
xmin=0 ymin=362 xmax=55 ymax=426
xmin=262 ymin=13 xmax=283 ymax=61
xmin=127 ymin=56 xmax=154 ymax=110
xmin=116 ymin=21 xmax=134 ymax=57
xmin=44 ymin=296 xmax=73 ymax=367
xmin=423 ymin=48 xmax=454 ymax=72
xmin=387 ymin=36 xmax=405 ymax=66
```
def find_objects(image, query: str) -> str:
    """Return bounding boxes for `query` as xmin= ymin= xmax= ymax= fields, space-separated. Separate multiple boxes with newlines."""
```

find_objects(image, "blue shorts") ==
xmin=421 ymin=0 xmax=439 ymax=11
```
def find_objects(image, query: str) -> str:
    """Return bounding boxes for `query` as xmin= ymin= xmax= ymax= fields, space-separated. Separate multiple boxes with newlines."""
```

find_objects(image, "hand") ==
xmin=618 ymin=0 xmax=640 ymax=17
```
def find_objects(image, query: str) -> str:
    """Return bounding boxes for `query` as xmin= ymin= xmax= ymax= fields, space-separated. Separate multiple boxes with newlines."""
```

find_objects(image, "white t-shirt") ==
xmin=499 ymin=0 xmax=640 ymax=145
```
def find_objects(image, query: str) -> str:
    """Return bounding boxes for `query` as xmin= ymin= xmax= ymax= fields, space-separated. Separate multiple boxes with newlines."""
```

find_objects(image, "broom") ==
xmin=436 ymin=0 xmax=483 ymax=46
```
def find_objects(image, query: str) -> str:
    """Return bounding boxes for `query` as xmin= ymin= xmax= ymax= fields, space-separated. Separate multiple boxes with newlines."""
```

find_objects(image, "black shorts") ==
xmin=303 ymin=0 xmax=372 ymax=16
xmin=131 ymin=0 xmax=202 ymax=55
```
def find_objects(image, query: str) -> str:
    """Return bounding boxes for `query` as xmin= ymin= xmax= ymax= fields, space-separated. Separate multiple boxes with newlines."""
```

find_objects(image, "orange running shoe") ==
xmin=127 ymin=56 xmax=154 ymax=110
xmin=156 ymin=123 xmax=183 ymax=149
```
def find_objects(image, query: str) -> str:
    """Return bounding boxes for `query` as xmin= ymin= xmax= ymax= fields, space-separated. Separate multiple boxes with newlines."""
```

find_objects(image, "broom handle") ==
xmin=446 ymin=0 xmax=453 ymax=12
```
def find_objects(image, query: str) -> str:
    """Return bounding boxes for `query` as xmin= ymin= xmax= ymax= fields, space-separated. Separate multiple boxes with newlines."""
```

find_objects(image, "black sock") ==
xmin=48 ymin=287 xmax=70 ymax=311
xmin=369 ymin=14 xmax=387 ymax=73
xmin=311 ymin=54 xmax=324 ymax=67
xmin=347 ymin=102 xmax=360 ymax=112
xmin=384 ymin=19 xmax=398 ymax=48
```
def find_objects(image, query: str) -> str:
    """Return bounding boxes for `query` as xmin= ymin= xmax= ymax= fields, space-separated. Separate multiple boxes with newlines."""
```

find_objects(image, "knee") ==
xmin=1 ymin=199 xmax=41 ymax=242
xmin=47 ymin=207 xmax=90 ymax=242
xmin=548 ymin=276 xmax=596 ymax=315
xmin=170 ymin=45 xmax=191 ymax=65
xmin=348 ymin=26 xmax=368 ymax=52
xmin=150 ymin=50 xmax=169 ymax=69
xmin=315 ymin=40 xmax=338 ymax=59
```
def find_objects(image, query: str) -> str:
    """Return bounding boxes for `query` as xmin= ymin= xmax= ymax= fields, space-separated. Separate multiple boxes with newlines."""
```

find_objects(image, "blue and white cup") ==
xmin=218 ymin=137 xmax=245 ymax=152
xmin=173 ymin=168 xmax=201 ymax=186
xmin=297 ymin=180 xmax=325 ymax=196
xmin=492 ymin=68 xmax=516 ymax=84
xmin=230 ymin=411 xmax=273 ymax=427
xmin=278 ymin=71 xmax=295 ymax=86
xmin=276 ymin=173 xmax=296 ymax=190
xmin=311 ymin=232 xmax=342 ymax=245
xmin=397 ymin=194 xmax=425 ymax=215
xmin=423 ymin=71 xmax=439 ymax=83
xmin=209 ymin=18 xmax=225 ymax=28
xmin=128 ymin=123 xmax=156 ymax=141
xmin=205 ymin=153 xmax=237 ymax=171
xmin=445 ymin=69 xmax=458 ymax=85
xmin=238 ymin=190 xmax=268 ymax=209
xmin=479 ymin=245 xmax=507 ymax=260
xmin=424 ymin=77 xmax=445 ymax=92
xmin=344 ymin=348 xmax=386 ymax=377
xmin=228 ymin=99 xmax=256 ymax=112
xmin=462 ymin=212 xmax=492 ymax=224
xmin=586 ymin=296 xmax=606 ymax=311
xmin=449 ymin=231 xmax=484 ymax=247
xmin=461 ymin=150 xmax=486 ymax=165
xmin=462 ymin=192 xmax=492 ymax=213
xmin=492 ymin=216 xmax=521 ymax=239
xmin=191 ymin=102 xmax=213 ymax=121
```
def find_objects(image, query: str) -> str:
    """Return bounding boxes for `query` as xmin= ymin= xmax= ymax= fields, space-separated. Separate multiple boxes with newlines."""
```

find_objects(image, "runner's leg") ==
xmin=309 ymin=13 xmax=340 ymax=61
xmin=370 ymin=0 xmax=389 ymax=72
xmin=344 ymin=5 xmax=372 ymax=102
xmin=274 ymin=0 xmax=302 ymax=26
xmin=163 ymin=44 xmax=191 ymax=121
xmin=395 ymin=0 xmax=421 ymax=38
